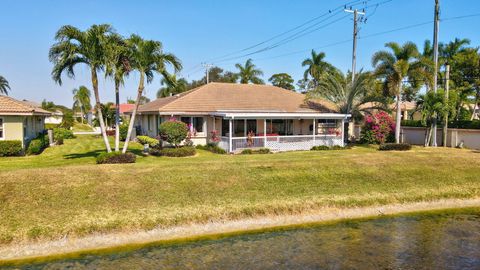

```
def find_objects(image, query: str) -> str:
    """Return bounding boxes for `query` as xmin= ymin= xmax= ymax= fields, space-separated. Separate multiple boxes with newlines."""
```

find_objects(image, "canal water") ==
xmin=7 ymin=209 xmax=480 ymax=269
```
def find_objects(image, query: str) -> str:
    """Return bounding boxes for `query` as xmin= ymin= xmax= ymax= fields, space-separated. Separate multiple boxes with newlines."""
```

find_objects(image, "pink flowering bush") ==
xmin=360 ymin=111 xmax=395 ymax=144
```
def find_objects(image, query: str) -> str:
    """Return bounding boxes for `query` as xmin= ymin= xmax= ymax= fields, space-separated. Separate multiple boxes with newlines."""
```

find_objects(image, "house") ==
xmin=127 ymin=83 xmax=350 ymax=153
xmin=0 ymin=95 xmax=51 ymax=147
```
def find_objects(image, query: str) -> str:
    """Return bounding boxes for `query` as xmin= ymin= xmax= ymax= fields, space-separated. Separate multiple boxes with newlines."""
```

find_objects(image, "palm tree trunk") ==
xmin=470 ymin=91 xmax=479 ymax=120
xmin=114 ymin=80 xmax=120 ymax=152
xmin=123 ymin=73 xmax=144 ymax=154
xmin=395 ymin=83 xmax=403 ymax=143
xmin=91 ymin=69 xmax=112 ymax=152
xmin=80 ymin=107 xmax=84 ymax=124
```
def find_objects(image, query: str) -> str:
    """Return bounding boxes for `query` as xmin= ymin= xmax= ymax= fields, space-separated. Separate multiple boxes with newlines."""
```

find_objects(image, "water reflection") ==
xmin=12 ymin=211 xmax=480 ymax=269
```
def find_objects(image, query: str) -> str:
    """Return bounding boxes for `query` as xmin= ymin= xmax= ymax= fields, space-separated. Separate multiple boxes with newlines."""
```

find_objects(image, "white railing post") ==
xmin=341 ymin=118 xmax=345 ymax=147
xmin=263 ymin=118 xmax=267 ymax=147
xmin=229 ymin=118 xmax=233 ymax=153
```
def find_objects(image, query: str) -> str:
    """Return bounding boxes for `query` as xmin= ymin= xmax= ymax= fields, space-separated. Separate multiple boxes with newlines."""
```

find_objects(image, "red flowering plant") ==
xmin=210 ymin=130 xmax=220 ymax=145
xmin=360 ymin=111 xmax=395 ymax=144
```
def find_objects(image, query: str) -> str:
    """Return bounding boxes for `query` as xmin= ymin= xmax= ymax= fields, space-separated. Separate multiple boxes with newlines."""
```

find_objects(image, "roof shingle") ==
xmin=0 ymin=95 xmax=52 ymax=115
xmin=134 ymin=83 xmax=337 ymax=114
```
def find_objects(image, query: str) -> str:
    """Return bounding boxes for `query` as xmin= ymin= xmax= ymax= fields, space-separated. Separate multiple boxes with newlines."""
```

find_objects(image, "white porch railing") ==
xmin=219 ymin=135 xmax=343 ymax=152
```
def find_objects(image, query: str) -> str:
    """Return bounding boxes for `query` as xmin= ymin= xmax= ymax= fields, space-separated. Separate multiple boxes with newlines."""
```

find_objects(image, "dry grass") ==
xmin=0 ymin=135 xmax=479 ymax=244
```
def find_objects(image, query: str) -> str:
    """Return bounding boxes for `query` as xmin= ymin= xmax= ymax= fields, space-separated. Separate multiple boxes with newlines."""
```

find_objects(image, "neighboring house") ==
xmin=0 ymin=96 xmax=51 ymax=148
xmin=115 ymin=103 xmax=135 ymax=122
xmin=45 ymin=110 xmax=64 ymax=125
xmin=126 ymin=82 xmax=350 ymax=153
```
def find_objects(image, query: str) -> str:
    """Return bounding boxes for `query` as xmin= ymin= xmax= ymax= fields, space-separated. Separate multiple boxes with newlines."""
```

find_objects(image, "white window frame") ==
xmin=0 ymin=117 xmax=4 ymax=140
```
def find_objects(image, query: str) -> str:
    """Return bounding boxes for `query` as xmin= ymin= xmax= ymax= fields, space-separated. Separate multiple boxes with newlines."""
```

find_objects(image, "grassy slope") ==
xmin=71 ymin=122 xmax=94 ymax=132
xmin=0 ymin=135 xmax=479 ymax=244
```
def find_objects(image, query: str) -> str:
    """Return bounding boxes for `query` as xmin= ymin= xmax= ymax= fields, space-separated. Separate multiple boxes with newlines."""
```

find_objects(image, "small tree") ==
xmin=360 ymin=111 xmax=395 ymax=144
xmin=159 ymin=120 xmax=188 ymax=147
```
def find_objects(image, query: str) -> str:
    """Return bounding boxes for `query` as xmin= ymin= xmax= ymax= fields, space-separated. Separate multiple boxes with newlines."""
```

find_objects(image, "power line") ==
xmin=206 ymin=0 xmax=370 ymax=62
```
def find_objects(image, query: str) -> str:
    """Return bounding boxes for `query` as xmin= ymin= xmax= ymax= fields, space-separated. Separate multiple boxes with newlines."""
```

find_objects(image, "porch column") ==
xmin=313 ymin=119 xmax=316 ymax=143
xmin=341 ymin=118 xmax=345 ymax=147
xmin=263 ymin=119 xmax=267 ymax=147
xmin=244 ymin=119 xmax=247 ymax=137
xmin=213 ymin=117 xmax=216 ymax=131
xmin=229 ymin=119 xmax=233 ymax=153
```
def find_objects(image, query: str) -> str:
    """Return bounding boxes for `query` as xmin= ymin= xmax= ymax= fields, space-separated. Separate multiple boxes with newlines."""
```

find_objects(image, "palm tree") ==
xmin=440 ymin=38 xmax=470 ymax=64
xmin=268 ymin=73 xmax=295 ymax=90
xmin=301 ymin=50 xmax=334 ymax=84
xmin=72 ymin=86 xmax=92 ymax=124
xmin=105 ymin=33 xmax=131 ymax=151
xmin=122 ymin=34 xmax=182 ymax=153
xmin=372 ymin=42 xmax=430 ymax=143
xmin=306 ymin=70 xmax=387 ymax=121
xmin=49 ymin=24 xmax=114 ymax=152
xmin=0 ymin=75 xmax=10 ymax=95
xmin=235 ymin=59 xmax=264 ymax=84
xmin=157 ymin=74 xmax=188 ymax=98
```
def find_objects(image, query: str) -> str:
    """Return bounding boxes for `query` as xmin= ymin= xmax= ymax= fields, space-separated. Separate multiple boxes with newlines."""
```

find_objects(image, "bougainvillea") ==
xmin=360 ymin=111 xmax=395 ymax=144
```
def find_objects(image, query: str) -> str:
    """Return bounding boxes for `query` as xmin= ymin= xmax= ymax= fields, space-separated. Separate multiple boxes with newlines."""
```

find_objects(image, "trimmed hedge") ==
xmin=96 ymin=152 xmax=136 ymax=164
xmin=137 ymin=136 xmax=160 ymax=148
xmin=402 ymin=120 xmax=480 ymax=129
xmin=53 ymin=128 xmax=74 ymax=141
xmin=149 ymin=146 xmax=196 ymax=157
xmin=26 ymin=135 xmax=49 ymax=155
xmin=0 ymin=140 xmax=23 ymax=157
xmin=196 ymin=143 xmax=227 ymax=154
xmin=241 ymin=148 xmax=271 ymax=154
xmin=379 ymin=143 xmax=412 ymax=151
xmin=311 ymin=145 xmax=350 ymax=151
xmin=119 ymin=123 xmax=129 ymax=141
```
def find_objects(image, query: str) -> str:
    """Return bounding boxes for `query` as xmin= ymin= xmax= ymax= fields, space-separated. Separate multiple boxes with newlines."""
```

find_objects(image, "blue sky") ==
xmin=0 ymin=0 xmax=479 ymax=106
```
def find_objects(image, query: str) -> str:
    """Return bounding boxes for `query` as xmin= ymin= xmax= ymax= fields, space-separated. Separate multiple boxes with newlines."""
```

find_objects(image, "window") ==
xmin=0 ymin=118 xmax=3 ymax=139
xmin=180 ymin=117 xmax=204 ymax=134
xmin=222 ymin=119 xmax=229 ymax=136
xmin=147 ymin=115 xmax=151 ymax=130
xmin=193 ymin=117 xmax=204 ymax=133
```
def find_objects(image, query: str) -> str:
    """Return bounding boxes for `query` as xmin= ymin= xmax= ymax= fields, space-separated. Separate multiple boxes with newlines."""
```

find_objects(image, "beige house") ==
xmin=0 ymin=95 xmax=51 ymax=148
xmin=128 ymin=83 xmax=350 ymax=153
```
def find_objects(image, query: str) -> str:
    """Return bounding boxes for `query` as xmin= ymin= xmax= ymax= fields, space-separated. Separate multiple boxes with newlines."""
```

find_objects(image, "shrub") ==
xmin=196 ymin=143 xmax=227 ymax=154
xmin=241 ymin=148 xmax=271 ymax=154
xmin=53 ymin=128 xmax=74 ymax=142
xmin=0 ymin=140 xmax=23 ymax=157
xmin=149 ymin=146 xmax=196 ymax=157
xmin=96 ymin=152 xmax=136 ymax=164
xmin=311 ymin=145 xmax=350 ymax=151
xmin=119 ymin=123 xmax=129 ymax=141
xmin=360 ymin=111 xmax=395 ymax=144
xmin=26 ymin=135 xmax=49 ymax=155
xmin=379 ymin=143 xmax=412 ymax=151
xmin=159 ymin=120 xmax=188 ymax=147
xmin=311 ymin=145 xmax=330 ymax=151
xmin=60 ymin=111 xmax=74 ymax=129
xmin=136 ymin=135 xmax=160 ymax=148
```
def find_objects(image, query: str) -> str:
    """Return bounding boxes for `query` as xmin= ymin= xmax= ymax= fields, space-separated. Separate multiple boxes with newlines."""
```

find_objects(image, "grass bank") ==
xmin=0 ymin=135 xmax=479 ymax=246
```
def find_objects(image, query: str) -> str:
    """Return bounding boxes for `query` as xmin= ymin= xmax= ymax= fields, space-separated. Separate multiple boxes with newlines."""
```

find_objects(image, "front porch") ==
xmin=214 ymin=113 xmax=348 ymax=153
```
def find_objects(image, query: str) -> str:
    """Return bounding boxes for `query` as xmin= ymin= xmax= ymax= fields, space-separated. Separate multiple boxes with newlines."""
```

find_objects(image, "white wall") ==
xmin=401 ymin=127 xmax=480 ymax=150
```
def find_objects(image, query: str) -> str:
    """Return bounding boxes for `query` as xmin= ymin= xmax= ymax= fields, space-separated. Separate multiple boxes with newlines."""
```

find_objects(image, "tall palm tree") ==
xmin=235 ymin=59 xmax=264 ymax=84
xmin=440 ymin=38 xmax=470 ymax=64
xmin=157 ymin=74 xmax=188 ymax=98
xmin=307 ymin=70 xmax=387 ymax=121
xmin=122 ymin=34 xmax=182 ymax=153
xmin=49 ymin=24 xmax=114 ymax=152
xmin=72 ymin=86 xmax=92 ymax=124
xmin=372 ymin=42 xmax=430 ymax=143
xmin=105 ymin=33 xmax=131 ymax=151
xmin=0 ymin=75 xmax=10 ymax=95
xmin=301 ymin=50 xmax=334 ymax=84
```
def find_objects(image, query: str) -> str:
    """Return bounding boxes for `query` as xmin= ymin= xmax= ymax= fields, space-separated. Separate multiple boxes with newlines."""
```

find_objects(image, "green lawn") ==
xmin=0 ymin=135 xmax=479 ymax=244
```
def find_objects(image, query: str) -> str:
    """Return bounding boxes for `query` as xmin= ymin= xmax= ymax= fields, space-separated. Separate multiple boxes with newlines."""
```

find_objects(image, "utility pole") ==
xmin=443 ymin=63 xmax=450 ymax=147
xmin=344 ymin=7 xmax=365 ymax=83
xmin=431 ymin=0 xmax=440 ymax=147
xmin=202 ymin=62 xmax=213 ymax=84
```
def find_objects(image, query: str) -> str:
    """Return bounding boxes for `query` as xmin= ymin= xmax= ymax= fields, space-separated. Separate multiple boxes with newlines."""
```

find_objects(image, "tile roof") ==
xmin=0 ymin=95 xmax=52 ymax=115
xmin=133 ymin=83 xmax=338 ymax=114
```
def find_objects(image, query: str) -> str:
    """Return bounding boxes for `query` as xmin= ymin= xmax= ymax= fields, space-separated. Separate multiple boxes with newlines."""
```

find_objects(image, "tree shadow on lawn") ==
xmin=63 ymin=148 xmax=143 ymax=159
